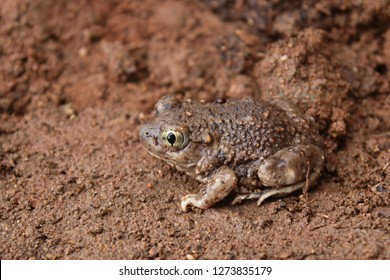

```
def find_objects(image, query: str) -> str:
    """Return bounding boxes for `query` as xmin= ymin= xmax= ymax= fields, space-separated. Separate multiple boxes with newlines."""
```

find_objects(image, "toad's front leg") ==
xmin=181 ymin=166 xmax=237 ymax=212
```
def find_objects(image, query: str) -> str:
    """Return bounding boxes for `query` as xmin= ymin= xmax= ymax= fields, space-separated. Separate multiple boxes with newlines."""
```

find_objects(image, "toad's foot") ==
xmin=256 ymin=178 xmax=312 ymax=206
xmin=231 ymin=191 xmax=262 ymax=205
xmin=181 ymin=166 xmax=237 ymax=212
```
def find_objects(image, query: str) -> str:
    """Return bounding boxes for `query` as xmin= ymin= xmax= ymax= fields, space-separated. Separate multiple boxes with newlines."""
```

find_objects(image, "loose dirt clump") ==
xmin=0 ymin=0 xmax=389 ymax=259
xmin=256 ymin=29 xmax=350 ymax=142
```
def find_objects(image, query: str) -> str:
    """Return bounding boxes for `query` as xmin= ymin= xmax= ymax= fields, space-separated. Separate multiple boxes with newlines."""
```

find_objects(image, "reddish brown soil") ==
xmin=0 ymin=0 xmax=389 ymax=259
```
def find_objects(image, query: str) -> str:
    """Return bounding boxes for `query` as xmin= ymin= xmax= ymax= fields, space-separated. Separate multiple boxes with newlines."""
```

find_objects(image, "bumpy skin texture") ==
xmin=140 ymin=96 xmax=324 ymax=211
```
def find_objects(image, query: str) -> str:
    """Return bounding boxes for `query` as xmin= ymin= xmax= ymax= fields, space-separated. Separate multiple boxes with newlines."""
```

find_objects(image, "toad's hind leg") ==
xmin=254 ymin=144 xmax=324 ymax=206
xmin=232 ymin=183 xmax=308 ymax=205
xmin=256 ymin=171 xmax=321 ymax=206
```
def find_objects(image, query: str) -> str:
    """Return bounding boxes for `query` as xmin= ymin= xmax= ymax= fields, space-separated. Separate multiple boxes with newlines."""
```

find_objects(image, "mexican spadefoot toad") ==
xmin=140 ymin=96 xmax=324 ymax=212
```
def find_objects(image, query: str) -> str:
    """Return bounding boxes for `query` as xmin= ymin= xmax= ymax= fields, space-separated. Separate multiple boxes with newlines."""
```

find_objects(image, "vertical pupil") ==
xmin=167 ymin=132 xmax=176 ymax=145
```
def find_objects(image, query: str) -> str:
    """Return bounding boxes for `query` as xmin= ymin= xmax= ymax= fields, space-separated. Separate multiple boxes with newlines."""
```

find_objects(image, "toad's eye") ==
xmin=162 ymin=130 xmax=184 ymax=148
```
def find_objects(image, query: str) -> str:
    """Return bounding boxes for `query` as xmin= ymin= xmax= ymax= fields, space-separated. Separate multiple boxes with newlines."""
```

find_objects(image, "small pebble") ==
xmin=78 ymin=47 xmax=88 ymax=57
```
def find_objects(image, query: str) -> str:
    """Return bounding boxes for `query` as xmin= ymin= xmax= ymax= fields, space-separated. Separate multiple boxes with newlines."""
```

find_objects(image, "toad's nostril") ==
xmin=140 ymin=127 xmax=152 ymax=139
xmin=141 ymin=127 xmax=151 ymax=137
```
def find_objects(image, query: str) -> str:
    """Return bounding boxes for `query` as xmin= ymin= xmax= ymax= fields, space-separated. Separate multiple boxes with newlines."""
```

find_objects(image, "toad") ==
xmin=140 ymin=96 xmax=324 ymax=212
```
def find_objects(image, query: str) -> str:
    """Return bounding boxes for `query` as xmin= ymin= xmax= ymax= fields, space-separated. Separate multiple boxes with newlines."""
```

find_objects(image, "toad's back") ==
xmin=180 ymin=97 xmax=322 ymax=167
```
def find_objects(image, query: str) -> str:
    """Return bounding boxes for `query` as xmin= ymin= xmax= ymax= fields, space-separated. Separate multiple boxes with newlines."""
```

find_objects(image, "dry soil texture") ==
xmin=0 ymin=0 xmax=389 ymax=259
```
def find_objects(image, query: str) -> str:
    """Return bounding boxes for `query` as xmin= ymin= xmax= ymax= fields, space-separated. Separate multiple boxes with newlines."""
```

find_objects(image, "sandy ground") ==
xmin=0 ymin=0 xmax=389 ymax=259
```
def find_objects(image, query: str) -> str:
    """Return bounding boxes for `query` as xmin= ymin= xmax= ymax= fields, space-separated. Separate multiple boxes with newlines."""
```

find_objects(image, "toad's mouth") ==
xmin=145 ymin=149 xmax=197 ymax=171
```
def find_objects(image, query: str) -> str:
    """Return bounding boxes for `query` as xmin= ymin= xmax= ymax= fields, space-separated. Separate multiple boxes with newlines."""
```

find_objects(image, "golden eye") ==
xmin=162 ymin=130 xmax=184 ymax=148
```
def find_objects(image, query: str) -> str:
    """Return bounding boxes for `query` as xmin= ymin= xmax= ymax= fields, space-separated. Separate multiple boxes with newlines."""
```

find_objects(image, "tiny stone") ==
xmin=280 ymin=55 xmax=288 ymax=61
xmin=78 ymin=47 xmax=88 ymax=57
